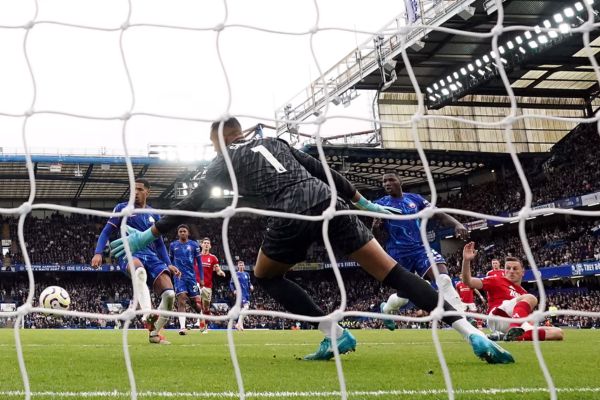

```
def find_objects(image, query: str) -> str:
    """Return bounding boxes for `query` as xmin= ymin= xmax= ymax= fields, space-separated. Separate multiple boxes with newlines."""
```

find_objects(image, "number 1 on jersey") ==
xmin=251 ymin=145 xmax=288 ymax=173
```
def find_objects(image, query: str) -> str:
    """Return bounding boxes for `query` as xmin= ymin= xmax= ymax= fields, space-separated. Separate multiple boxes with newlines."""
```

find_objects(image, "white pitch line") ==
xmin=1 ymin=387 xmax=599 ymax=398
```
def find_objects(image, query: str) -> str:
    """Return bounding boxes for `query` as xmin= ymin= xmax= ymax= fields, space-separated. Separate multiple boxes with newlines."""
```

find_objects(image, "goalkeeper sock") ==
xmin=382 ymin=264 xmax=461 ymax=326
xmin=152 ymin=289 xmax=175 ymax=334
xmin=133 ymin=268 xmax=152 ymax=321
xmin=318 ymin=320 xmax=344 ymax=339
xmin=452 ymin=318 xmax=485 ymax=340
xmin=437 ymin=274 xmax=466 ymax=313
xmin=383 ymin=293 xmax=408 ymax=314
xmin=255 ymin=275 xmax=325 ymax=323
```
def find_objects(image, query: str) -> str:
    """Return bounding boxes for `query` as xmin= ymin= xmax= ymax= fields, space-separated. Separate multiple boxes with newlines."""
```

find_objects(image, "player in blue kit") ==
xmin=230 ymin=260 xmax=253 ymax=331
xmin=169 ymin=224 xmax=204 ymax=335
xmin=91 ymin=179 xmax=180 ymax=344
xmin=375 ymin=171 xmax=469 ymax=330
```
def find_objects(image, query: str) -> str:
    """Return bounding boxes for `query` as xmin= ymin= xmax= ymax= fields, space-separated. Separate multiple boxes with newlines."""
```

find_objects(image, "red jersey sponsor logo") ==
xmin=195 ymin=253 xmax=219 ymax=289
xmin=481 ymin=276 xmax=527 ymax=313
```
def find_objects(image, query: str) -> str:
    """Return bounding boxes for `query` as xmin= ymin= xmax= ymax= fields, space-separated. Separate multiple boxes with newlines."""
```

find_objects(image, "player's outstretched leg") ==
xmin=380 ymin=293 xmax=408 ymax=331
xmin=176 ymin=293 xmax=189 ymax=335
xmin=505 ymin=295 xmax=536 ymax=341
xmin=149 ymin=288 xmax=175 ymax=344
xmin=352 ymin=240 xmax=514 ymax=364
xmin=254 ymin=250 xmax=355 ymax=361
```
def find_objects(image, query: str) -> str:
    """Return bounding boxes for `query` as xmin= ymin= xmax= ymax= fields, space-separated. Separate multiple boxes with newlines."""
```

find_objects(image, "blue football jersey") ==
xmin=230 ymin=271 xmax=252 ymax=301
xmin=108 ymin=202 xmax=162 ymax=256
xmin=374 ymin=193 xmax=430 ymax=255
xmin=169 ymin=240 xmax=201 ymax=280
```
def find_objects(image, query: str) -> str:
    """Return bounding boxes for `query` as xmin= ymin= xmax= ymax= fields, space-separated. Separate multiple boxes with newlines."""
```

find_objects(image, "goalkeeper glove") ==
xmin=110 ymin=227 xmax=157 ymax=258
xmin=352 ymin=195 xmax=393 ymax=215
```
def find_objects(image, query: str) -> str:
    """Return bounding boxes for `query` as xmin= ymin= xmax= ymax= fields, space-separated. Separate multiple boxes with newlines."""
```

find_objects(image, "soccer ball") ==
xmin=39 ymin=286 xmax=71 ymax=310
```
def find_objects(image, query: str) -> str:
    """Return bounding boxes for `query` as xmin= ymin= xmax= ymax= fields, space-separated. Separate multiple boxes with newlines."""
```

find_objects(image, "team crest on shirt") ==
xmin=408 ymin=202 xmax=416 ymax=209
xmin=149 ymin=216 xmax=155 ymax=223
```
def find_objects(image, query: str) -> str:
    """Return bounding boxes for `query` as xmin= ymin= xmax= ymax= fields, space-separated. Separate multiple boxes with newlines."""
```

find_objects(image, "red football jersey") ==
xmin=481 ymin=276 xmax=527 ymax=313
xmin=486 ymin=269 xmax=505 ymax=278
xmin=455 ymin=281 xmax=474 ymax=304
xmin=197 ymin=253 xmax=220 ymax=289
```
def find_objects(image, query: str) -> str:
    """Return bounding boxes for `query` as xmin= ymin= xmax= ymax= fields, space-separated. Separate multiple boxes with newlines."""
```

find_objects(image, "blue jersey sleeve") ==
xmin=155 ymin=237 xmax=171 ymax=265
xmin=413 ymin=194 xmax=431 ymax=211
xmin=229 ymin=276 xmax=236 ymax=292
xmin=168 ymin=241 xmax=175 ymax=262
xmin=194 ymin=242 xmax=204 ymax=281
xmin=107 ymin=203 xmax=126 ymax=227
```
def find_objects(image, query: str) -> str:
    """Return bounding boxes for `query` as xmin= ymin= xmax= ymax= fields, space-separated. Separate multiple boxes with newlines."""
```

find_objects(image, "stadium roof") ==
xmin=276 ymin=0 xmax=600 ymax=139
xmin=0 ymin=146 xmax=546 ymax=202
xmin=301 ymin=144 xmax=544 ymax=191
xmin=0 ymin=155 xmax=205 ymax=204
xmin=359 ymin=0 xmax=600 ymax=104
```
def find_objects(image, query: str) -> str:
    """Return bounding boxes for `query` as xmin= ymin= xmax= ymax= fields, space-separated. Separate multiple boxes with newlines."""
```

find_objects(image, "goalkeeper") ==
xmin=111 ymin=117 xmax=514 ymax=364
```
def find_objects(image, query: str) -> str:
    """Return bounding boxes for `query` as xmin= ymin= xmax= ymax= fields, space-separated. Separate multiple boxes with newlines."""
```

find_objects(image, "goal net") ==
xmin=1 ymin=0 xmax=599 ymax=399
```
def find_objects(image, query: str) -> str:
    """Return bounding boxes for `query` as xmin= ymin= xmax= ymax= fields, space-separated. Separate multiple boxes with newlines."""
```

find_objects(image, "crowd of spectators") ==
xmin=439 ymin=122 xmax=600 ymax=217
xmin=1 ymin=269 xmax=599 ymax=330
xmin=7 ymin=213 xmax=103 ymax=266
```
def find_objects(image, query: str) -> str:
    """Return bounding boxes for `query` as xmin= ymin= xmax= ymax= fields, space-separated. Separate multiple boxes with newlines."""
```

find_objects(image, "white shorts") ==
xmin=200 ymin=287 xmax=212 ymax=303
xmin=464 ymin=303 xmax=477 ymax=313
xmin=488 ymin=298 xmax=518 ymax=333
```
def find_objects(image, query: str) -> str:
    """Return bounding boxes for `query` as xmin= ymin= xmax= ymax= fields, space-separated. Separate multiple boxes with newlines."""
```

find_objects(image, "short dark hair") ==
xmin=505 ymin=256 xmax=523 ymax=268
xmin=201 ymin=237 xmax=211 ymax=243
xmin=135 ymin=178 xmax=150 ymax=189
xmin=211 ymin=117 xmax=242 ymax=133
xmin=382 ymin=169 xmax=400 ymax=178
xmin=177 ymin=224 xmax=190 ymax=232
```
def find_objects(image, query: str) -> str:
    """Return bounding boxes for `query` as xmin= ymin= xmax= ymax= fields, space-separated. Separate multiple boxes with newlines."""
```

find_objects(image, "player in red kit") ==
xmin=461 ymin=242 xmax=563 ymax=342
xmin=197 ymin=237 xmax=225 ymax=333
xmin=455 ymin=281 xmax=484 ymax=313
xmin=486 ymin=258 xmax=505 ymax=278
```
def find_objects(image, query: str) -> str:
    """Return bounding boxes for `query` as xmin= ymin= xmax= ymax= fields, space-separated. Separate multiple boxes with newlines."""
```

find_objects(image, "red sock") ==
xmin=510 ymin=301 xmax=532 ymax=328
xmin=517 ymin=329 xmax=546 ymax=341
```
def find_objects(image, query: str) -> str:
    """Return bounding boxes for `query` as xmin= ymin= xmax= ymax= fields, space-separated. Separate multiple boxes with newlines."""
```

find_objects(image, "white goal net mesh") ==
xmin=1 ymin=0 xmax=599 ymax=399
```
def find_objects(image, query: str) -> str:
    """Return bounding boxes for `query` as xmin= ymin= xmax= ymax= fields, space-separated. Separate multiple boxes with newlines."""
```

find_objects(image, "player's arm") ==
xmin=92 ymin=220 xmax=118 ymax=268
xmin=194 ymin=244 xmax=204 ymax=284
xmin=433 ymin=211 xmax=469 ymax=240
xmin=461 ymin=242 xmax=483 ymax=289
xmin=286 ymin=142 xmax=391 ymax=214
xmin=214 ymin=260 xmax=226 ymax=277
xmin=474 ymin=288 xmax=486 ymax=303
xmin=229 ymin=276 xmax=236 ymax=295
xmin=168 ymin=241 xmax=174 ymax=262
xmin=156 ymin=236 xmax=181 ymax=278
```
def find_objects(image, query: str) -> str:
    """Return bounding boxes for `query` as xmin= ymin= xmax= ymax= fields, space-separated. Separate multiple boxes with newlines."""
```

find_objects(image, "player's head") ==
xmin=210 ymin=117 xmax=243 ymax=153
xmin=134 ymin=179 xmax=150 ymax=207
xmin=504 ymin=257 xmax=524 ymax=283
xmin=200 ymin=237 xmax=212 ymax=252
xmin=382 ymin=171 xmax=403 ymax=196
xmin=491 ymin=258 xmax=501 ymax=270
xmin=177 ymin=224 xmax=190 ymax=241
xmin=237 ymin=260 xmax=245 ymax=272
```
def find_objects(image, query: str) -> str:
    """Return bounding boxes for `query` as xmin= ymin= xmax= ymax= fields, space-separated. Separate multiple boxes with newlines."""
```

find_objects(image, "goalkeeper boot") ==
xmin=303 ymin=337 xmax=332 ymax=361
xmin=469 ymin=333 xmax=514 ymax=364
xmin=380 ymin=302 xmax=396 ymax=331
xmin=335 ymin=329 xmax=357 ymax=355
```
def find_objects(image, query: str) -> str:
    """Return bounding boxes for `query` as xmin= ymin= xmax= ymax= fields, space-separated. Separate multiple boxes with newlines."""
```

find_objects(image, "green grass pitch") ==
xmin=0 ymin=328 xmax=599 ymax=399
